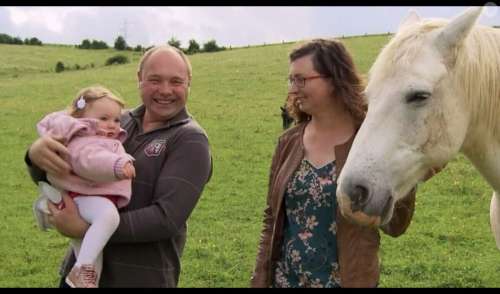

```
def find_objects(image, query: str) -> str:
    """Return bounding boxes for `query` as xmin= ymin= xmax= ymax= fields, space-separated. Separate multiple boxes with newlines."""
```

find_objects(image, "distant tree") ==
xmin=114 ymin=36 xmax=127 ymax=51
xmin=24 ymin=38 xmax=30 ymax=45
xmin=12 ymin=37 xmax=23 ymax=45
xmin=167 ymin=37 xmax=181 ymax=49
xmin=0 ymin=33 xmax=13 ymax=44
xmin=79 ymin=39 xmax=91 ymax=49
xmin=186 ymin=39 xmax=200 ymax=55
xmin=91 ymin=40 xmax=108 ymax=49
xmin=28 ymin=37 xmax=42 ymax=46
xmin=55 ymin=61 xmax=65 ymax=73
xmin=134 ymin=45 xmax=143 ymax=52
xmin=202 ymin=39 xmax=221 ymax=52
xmin=77 ymin=39 xmax=109 ymax=49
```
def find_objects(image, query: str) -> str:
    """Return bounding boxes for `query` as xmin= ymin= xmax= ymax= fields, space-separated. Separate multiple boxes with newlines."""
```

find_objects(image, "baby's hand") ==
xmin=96 ymin=128 xmax=107 ymax=137
xmin=122 ymin=162 xmax=136 ymax=179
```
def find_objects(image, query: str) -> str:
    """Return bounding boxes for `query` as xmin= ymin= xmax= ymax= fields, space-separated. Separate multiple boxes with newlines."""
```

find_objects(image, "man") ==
xmin=26 ymin=45 xmax=212 ymax=287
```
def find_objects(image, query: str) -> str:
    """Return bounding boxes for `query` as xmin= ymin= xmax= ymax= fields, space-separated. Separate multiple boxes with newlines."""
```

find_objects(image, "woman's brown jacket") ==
xmin=250 ymin=122 xmax=416 ymax=288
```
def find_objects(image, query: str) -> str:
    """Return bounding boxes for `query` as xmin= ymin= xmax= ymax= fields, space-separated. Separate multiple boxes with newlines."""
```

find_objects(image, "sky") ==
xmin=0 ymin=6 xmax=499 ymax=48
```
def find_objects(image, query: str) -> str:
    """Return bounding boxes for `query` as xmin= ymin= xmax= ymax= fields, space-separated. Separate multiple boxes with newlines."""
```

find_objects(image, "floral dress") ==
xmin=272 ymin=159 xmax=340 ymax=288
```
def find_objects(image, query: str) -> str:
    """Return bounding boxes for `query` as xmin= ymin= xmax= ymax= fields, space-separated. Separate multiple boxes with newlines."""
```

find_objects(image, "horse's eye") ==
xmin=406 ymin=91 xmax=431 ymax=104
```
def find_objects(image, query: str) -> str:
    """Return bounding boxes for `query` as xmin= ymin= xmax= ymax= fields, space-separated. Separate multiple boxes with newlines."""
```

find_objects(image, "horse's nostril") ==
xmin=349 ymin=184 xmax=370 ymax=211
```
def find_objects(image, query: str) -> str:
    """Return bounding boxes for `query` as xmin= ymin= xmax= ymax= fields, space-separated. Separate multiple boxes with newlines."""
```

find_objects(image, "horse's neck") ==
xmin=462 ymin=126 xmax=500 ymax=192
xmin=459 ymin=28 xmax=500 ymax=139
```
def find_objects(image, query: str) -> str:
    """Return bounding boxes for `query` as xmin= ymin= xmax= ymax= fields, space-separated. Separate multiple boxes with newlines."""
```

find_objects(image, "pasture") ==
xmin=0 ymin=35 xmax=499 ymax=287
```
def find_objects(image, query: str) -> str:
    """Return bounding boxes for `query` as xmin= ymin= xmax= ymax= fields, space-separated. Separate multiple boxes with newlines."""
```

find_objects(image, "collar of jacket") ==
xmin=286 ymin=121 xmax=356 ymax=174
xmin=128 ymin=104 xmax=192 ymax=133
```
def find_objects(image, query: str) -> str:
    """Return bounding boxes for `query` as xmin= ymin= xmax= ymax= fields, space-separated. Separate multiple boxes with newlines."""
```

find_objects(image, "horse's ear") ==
xmin=434 ymin=7 xmax=483 ymax=61
xmin=398 ymin=9 xmax=421 ymax=32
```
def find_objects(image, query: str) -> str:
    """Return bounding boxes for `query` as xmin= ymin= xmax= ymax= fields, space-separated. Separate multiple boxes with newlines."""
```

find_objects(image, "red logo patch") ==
xmin=144 ymin=139 xmax=166 ymax=157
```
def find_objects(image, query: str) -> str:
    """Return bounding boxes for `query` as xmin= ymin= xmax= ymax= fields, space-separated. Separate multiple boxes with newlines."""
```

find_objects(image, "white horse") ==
xmin=336 ymin=7 xmax=500 ymax=249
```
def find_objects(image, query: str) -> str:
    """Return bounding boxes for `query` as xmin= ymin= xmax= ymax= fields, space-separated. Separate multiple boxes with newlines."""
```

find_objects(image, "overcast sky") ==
xmin=0 ymin=6 xmax=499 ymax=48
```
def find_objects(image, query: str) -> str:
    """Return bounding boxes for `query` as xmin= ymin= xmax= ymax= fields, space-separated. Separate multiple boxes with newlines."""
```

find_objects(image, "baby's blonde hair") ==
xmin=69 ymin=85 xmax=125 ymax=118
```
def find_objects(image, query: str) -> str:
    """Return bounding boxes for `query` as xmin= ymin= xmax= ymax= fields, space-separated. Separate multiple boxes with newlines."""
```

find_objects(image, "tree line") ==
xmin=0 ymin=33 xmax=42 ymax=46
xmin=1 ymin=32 xmax=226 ymax=55
xmin=78 ymin=35 xmax=225 ymax=55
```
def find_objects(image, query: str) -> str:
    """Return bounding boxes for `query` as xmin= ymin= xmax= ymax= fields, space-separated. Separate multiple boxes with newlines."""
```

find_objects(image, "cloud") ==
xmin=161 ymin=7 xmax=317 ymax=46
xmin=0 ymin=6 xmax=498 ymax=47
xmin=1 ymin=6 xmax=318 ymax=47
xmin=0 ymin=8 xmax=14 ymax=33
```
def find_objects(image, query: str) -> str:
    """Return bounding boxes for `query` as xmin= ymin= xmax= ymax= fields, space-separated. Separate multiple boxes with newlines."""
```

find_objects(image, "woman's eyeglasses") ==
xmin=287 ymin=75 xmax=325 ymax=88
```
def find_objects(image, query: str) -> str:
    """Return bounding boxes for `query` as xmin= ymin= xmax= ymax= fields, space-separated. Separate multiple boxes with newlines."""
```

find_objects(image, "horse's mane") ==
xmin=370 ymin=19 xmax=500 ymax=135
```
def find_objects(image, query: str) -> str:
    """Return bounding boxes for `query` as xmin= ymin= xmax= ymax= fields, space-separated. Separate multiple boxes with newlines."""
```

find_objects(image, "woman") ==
xmin=250 ymin=39 xmax=418 ymax=288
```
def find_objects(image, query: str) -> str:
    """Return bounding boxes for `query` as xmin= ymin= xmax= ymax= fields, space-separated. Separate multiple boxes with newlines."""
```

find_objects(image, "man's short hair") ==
xmin=137 ymin=45 xmax=192 ymax=81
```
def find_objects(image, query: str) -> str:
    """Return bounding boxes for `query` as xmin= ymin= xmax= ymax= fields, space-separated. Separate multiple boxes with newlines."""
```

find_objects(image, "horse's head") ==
xmin=337 ymin=7 xmax=484 ymax=227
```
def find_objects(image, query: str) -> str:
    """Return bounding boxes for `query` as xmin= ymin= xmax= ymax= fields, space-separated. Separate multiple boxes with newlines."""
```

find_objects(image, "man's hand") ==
xmin=47 ymin=193 xmax=89 ymax=239
xmin=28 ymin=136 xmax=71 ymax=175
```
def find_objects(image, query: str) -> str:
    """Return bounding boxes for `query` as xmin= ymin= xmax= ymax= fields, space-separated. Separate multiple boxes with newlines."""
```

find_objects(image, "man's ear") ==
xmin=137 ymin=71 xmax=142 ymax=87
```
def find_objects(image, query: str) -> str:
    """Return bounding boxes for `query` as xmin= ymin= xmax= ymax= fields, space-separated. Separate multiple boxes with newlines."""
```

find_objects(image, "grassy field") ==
xmin=0 ymin=44 xmax=142 ymax=79
xmin=1 ymin=35 xmax=499 ymax=288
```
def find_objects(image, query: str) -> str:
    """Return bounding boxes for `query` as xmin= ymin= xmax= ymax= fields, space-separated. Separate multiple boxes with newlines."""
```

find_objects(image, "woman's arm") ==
xmin=250 ymin=138 xmax=283 ymax=288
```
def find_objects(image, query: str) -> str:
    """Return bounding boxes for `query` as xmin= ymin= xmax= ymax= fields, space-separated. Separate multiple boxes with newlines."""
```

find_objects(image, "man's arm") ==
xmin=25 ymin=151 xmax=47 ymax=184
xmin=47 ymin=193 xmax=89 ymax=239
xmin=26 ymin=136 xmax=85 ymax=238
xmin=110 ymin=132 xmax=212 ymax=243
xmin=26 ymin=136 xmax=71 ymax=177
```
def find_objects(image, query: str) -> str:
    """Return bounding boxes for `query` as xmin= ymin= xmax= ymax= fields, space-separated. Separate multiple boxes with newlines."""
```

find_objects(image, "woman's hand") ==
xmin=47 ymin=193 xmax=89 ymax=239
xmin=28 ymin=136 xmax=71 ymax=175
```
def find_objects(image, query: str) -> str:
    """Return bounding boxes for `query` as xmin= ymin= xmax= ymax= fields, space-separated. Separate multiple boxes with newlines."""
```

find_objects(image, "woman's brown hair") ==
xmin=286 ymin=38 xmax=367 ymax=126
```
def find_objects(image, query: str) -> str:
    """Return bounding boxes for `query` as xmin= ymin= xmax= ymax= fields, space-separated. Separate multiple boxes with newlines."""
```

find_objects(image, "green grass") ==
xmin=1 ymin=35 xmax=499 ymax=288
xmin=0 ymin=44 xmax=142 ymax=78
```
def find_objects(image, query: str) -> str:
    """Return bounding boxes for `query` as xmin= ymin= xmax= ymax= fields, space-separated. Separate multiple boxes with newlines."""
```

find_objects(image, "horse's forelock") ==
xmin=369 ymin=20 xmax=447 ymax=80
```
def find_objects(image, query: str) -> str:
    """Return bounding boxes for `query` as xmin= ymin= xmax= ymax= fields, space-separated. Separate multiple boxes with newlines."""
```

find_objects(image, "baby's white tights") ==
xmin=70 ymin=196 xmax=120 ymax=283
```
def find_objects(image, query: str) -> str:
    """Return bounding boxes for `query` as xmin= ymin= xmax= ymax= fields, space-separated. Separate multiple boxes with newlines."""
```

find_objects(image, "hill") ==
xmin=0 ymin=35 xmax=499 ymax=287
xmin=0 ymin=44 xmax=142 ymax=78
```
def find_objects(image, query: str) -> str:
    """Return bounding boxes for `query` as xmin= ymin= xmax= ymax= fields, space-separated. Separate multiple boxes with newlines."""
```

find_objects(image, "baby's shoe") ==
xmin=33 ymin=182 xmax=63 ymax=231
xmin=38 ymin=181 xmax=62 ymax=206
xmin=33 ymin=196 xmax=51 ymax=231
